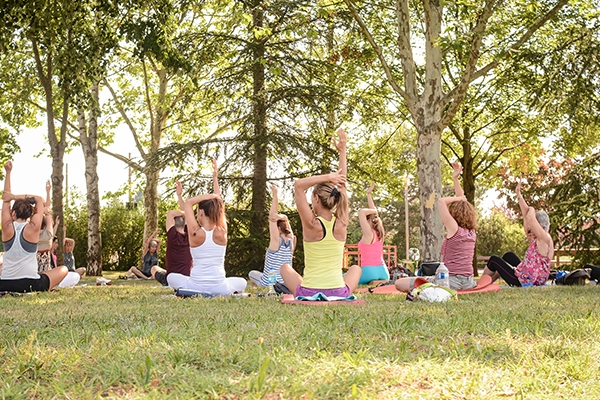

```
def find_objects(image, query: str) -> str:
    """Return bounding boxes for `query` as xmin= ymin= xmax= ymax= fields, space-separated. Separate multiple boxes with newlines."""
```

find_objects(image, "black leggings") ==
xmin=487 ymin=252 xmax=522 ymax=287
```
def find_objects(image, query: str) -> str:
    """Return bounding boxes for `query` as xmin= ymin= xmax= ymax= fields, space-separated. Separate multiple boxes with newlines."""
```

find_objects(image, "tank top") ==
xmin=302 ymin=216 xmax=345 ymax=289
xmin=2 ymin=221 xmax=40 ymax=279
xmin=37 ymin=229 xmax=53 ymax=251
xmin=441 ymin=226 xmax=476 ymax=276
xmin=515 ymin=238 xmax=551 ymax=286
xmin=261 ymin=236 xmax=293 ymax=285
xmin=189 ymin=227 xmax=226 ymax=284
xmin=358 ymin=230 xmax=385 ymax=267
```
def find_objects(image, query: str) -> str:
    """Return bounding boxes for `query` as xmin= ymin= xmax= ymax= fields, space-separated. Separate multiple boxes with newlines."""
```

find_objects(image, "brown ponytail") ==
xmin=313 ymin=183 xmax=348 ymax=225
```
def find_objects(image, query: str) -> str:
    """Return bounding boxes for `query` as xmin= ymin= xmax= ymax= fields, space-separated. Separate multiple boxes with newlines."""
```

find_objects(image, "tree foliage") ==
xmin=476 ymin=208 xmax=529 ymax=259
xmin=550 ymin=152 xmax=600 ymax=267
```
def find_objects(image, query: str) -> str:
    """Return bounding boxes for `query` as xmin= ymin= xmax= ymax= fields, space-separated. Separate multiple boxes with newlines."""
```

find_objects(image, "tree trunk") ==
xmin=141 ymin=67 xmax=168 ymax=252
xmin=78 ymin=83 xmax=103 ymax=276
xmin=460 ymin=126 xmax=479 ymax=275
xmin=250 ymin=0 xmax=268 ymax=238
xmin=32 ymin=37 xmax=67 ymax=264
xmin=415 ymin=122 xmax=444 ymax=262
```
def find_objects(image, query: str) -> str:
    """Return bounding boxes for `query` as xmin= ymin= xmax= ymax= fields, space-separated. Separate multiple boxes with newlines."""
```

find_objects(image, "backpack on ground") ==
xmin=554 ymin=269 xmax=591 ymax=285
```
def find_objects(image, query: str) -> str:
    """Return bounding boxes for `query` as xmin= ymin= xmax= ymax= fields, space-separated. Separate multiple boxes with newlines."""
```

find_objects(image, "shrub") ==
xmin=477 ymin=209 xmax=529 ymax=258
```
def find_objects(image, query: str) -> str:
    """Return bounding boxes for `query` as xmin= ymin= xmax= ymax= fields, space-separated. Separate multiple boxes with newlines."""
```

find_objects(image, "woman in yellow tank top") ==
xmin=280 ymin=128 xmax=362 ymax=297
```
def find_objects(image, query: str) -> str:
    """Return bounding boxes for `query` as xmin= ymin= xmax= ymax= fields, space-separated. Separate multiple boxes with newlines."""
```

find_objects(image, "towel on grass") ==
xmin=281 ymin=293 xmax=365 ymax=305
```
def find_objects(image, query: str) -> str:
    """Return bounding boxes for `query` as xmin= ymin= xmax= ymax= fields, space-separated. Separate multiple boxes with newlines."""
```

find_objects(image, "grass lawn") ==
xmin=1 ymin=273 xmax=599 ymax=399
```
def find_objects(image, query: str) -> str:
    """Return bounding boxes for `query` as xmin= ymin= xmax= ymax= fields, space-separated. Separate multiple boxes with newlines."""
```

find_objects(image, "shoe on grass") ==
xmin=96 ymin=277 xmax=113 ymax=286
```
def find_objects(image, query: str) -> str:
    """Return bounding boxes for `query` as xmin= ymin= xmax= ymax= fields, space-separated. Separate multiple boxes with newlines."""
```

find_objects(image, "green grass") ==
xmin=1 ymin=273 xmax=599 ymax=399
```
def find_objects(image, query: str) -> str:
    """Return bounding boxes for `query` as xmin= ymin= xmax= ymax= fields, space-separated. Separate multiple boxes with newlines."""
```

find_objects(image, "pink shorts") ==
xmin=295 ymin=284 xmax=351 ymax=298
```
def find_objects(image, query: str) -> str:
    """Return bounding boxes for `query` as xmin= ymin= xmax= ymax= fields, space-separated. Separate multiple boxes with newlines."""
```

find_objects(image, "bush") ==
xmin=64 ymin=193 xmax=146 ymax=271
xmin=477 ymin=209 xmax=529 ymax=258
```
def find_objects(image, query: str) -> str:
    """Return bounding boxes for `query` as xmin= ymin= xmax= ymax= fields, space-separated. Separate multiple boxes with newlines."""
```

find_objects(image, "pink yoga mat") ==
xmin=355 ymin=275 xmax=500 ymax=295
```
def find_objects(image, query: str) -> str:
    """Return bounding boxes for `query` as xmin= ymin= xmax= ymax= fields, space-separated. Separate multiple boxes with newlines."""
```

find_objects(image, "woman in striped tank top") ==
xmin=396 ymin=162 xmax=477 ymax=292
xmin=280 ymin=128 xmax=362 ymax=297
xmin=248 ymin=185 xmax=296 ymax=290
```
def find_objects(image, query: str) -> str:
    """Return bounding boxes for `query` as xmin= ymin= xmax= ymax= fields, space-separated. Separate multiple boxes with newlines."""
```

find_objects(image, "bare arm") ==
xmin=52 ymin=215 xmax=60 ymax=236
xmin=525 ymin=206 xmax=553 ymax=258
xmin=143 ymin=228 xmax=159 ymax=252
xmin=438 ymin=196 xmax=465 ymax=238
xmin=366 ymin=182 xmax=376 ymax=209
xmin=358 ymin=208 xmax=377 ymax=244
xmin=182 ymin=193 xmax=220 ymax=237
xmin=212 ymin=159 xmax=220 ymax=197
xmin=333 ymin=128 xmax=347 ymax=195
xmin=166 ymin=210 xmax=184 ymax=232
xmin=175 ymin=181 xmax=185 ymax=210
xmin=294 ymin=171 xmax=346 ymax=235
xmin=23 ymin=196 xmax=45 ymax=243
xmin=268 ymin=185 xmax=281 ymax=250
xmin=515 ymin=179 xmax=530 ymax=233
xmin=2 ymin=161 xmax=13 ymax=241
xmin=452 ymin=162 xmax=464 ymax=197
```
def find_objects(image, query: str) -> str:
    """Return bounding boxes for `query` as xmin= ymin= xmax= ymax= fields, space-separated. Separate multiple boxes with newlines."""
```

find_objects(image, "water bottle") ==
xmin=267 ymin=268 xmax=277 ymax=294
xmin=435 ymin=262 xmax=450 ymax=288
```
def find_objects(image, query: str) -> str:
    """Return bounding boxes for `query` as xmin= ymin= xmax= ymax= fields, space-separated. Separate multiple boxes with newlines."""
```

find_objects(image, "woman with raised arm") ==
xmin=248 ymin=185 xmax=296 ymax=290
xmin=36 ymin=180 xmax=56 ymax=274
xmin=280 ymin=128 xmax=362 ymax=297
xmin=167 ymin=160 xmax=247 ymax=295
xmin=396 ymin=162 xmax=477 ymax=292
xmin=482 ymin=179 xmax=554 ymax=286
xmin=124 ymin=229 xmax=160 ymax=280
xmin=355 ymin=183 xmax=390 ymax=284
xmin=0 ymin=161 xmax=67 ymax=292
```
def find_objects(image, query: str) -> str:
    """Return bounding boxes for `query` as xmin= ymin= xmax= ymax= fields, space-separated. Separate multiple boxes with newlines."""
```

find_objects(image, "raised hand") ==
xmin=212 ymin=159 xmax=218 ymax=175
xmin=329 ymin=170 xmax=347 ymax=188
xmin=516 ymin=179 xmax=522 ymax=197
xmin=366 ymin=182 xmax=375 ymax=195
xmin=452 ymin=162 xmax=462 ymax=180
xmin=4 ymin=161 xmax=12 ymax=173
xmin=333 ymin=127 xmax=346 ymax=152
xmin=2 ymin=191 xmax=14 ymax=202
xmin=175 ymin=181 xmax=183 ymax=197
xmin=46 ymin=180 xmax=51 ymax=193
xmin=270 ymin=184 xmax=278 ymax=196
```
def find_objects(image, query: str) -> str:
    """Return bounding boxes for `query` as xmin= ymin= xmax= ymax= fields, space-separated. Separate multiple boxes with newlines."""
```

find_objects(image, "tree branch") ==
xmin=396 ymin=0 xmax=418 ymax=101
xmin=343 ymin=0 xmax=414 ymax=109
xmin=468 ymin=0 xmax=569 ymax=84
xmin=440 ymin=0 xmax=500 ymax=128
xmin=103 ymin=78 xmax=147 ymax=157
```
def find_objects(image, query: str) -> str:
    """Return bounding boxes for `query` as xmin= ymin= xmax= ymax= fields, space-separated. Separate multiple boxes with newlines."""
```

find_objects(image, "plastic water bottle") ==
xmin=435 ymin=262 xmax=450 ymax=288
xmin=267 ymin=268 xmax=277 ymax=294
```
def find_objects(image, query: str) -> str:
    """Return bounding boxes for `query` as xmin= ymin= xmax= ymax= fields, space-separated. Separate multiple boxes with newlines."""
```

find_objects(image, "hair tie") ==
xmin=330 ymin=187 xmax=340 ymax=199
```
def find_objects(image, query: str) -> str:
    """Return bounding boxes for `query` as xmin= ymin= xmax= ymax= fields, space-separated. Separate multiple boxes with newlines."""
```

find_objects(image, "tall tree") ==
xmin=2 ymin=0 xmax=124 ymax=274
xmin=0 ymin=0 xmax=96 ymax=262
xmin=100 ymin=0 xmax=224 ymax=244
xmin=341 ymin=0 xmax=570 ymax=261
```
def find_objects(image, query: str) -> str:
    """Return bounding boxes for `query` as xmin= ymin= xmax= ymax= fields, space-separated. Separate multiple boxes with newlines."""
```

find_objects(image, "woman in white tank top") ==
xmin=167 ymin=161 xmax=246 ymax=295
xmin=1 ymin=161 xmax=68 ymax=292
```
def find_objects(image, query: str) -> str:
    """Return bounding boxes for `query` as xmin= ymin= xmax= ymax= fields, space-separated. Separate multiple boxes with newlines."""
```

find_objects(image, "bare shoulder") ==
xmin=213 ymin=227 xmax=228 ymax=245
